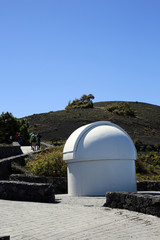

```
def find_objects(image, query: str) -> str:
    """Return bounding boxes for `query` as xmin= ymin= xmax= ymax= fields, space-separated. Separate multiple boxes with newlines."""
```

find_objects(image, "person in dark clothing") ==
xmin=37 ymin=133 xmax=41 ymax=149
xmin=17 ymin=133 xmax=23 ymax=146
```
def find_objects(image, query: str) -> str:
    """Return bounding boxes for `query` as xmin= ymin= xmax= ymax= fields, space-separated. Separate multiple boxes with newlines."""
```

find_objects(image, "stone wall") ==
xmin=0 ymin=146 xmax=23 ymax=159
xmin=105 ymin=192 xmax=160 ymax=217
xmin=0 ymin=181 xmax=55 ymax=203
xmin=0 ymin=154 xmax=27 ymax=178
xmin=137 ymin=181 xmax=160 ymax=191
xmin=6 ymin=174 xmax=160 ymax=195
xmin=9 ymin=174 xmax=67 ymax=194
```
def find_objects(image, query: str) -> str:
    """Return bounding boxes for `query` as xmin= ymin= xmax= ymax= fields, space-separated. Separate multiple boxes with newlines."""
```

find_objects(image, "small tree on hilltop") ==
xmin=80 ymin=94 xmax=94 ymax=103
xmin=65 ymin=94 xmax=95 ymax=110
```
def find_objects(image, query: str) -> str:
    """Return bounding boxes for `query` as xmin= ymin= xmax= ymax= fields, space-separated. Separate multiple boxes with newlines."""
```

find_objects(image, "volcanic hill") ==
xmin=26 ymin=101 xmax=160 ymax=147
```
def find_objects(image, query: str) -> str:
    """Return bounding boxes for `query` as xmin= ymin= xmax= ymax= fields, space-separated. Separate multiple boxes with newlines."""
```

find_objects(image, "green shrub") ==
xmin=26 ymin=146 xmax=67 ymax=177
xmin=154 ymin=144 xmax=160 ymax=152
xmin=66 ymin=94 xmax=94 ymax=110
xmin=148 ymin=164 xmax=155 ymax=173
xmin=146 ymin=145 xmax=153 ymax=152
xmin=136 ymin=157 xmax=149 ymax=174
xmin=140 ymin=151 xmax=160 ymax=166
xmin=134 ymin=139 xmax=143 ymax=151
xmin=136 ymin=152 xmax=160 ymax=180
xmin=106 ymin=103 xmax=136 ymax=117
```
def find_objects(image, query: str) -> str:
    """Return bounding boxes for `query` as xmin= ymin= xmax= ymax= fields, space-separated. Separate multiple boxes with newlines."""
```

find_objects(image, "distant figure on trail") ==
xmin=17 ymin=133 xmax=23 ymax=146
xmin=15 ymin=132 xmax=19 ymax=141
xmin=29 ymin=132 xmax=33 ymax=148
xmin=30 ymin=133 xmax=38 ymax=151
xmin=9 ymin=135 xmax=13 ymax=143
xmin=37 ymin=133 xmax=41 ymax=149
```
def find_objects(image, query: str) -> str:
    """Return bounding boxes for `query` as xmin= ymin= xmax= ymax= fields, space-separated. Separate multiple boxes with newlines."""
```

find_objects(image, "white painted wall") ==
xmin=67 ymin=160 xmax=137 ymax=196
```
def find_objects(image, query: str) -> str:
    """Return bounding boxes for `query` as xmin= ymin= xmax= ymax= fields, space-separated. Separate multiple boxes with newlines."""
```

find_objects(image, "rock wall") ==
xmin=0 ymin=154 xmax=27 ymax=178
xmin=105 ymin=192 xmax=160 ymax=217
xmin=0 ymin=181 xmax=55 ymax=203
xmin=7 ymin=174 xmax=160 ymax=194
xmin=0 ymin=146 xmax=23 ymax=159
xmin=137 ymin=181 xmax=160 ymax=191
xmin=9 ymin=174 xmax=67 ymax=194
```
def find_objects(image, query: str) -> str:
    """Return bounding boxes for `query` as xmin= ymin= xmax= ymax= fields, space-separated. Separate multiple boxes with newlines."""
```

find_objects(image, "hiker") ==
xmin=9 ymin=135 xmax=13 ymax=143
xmin=37 ymin=133 xmax=41 ymax=149
xmin=17 ymin=133 xmax=23 ymax=145
xmin=29 ymin=132 xmax=33 ymax=148
xmin=30 ymin=133 xmax=38 ymax=151
xmin=15 ymin=132 xmax=19 ymax=141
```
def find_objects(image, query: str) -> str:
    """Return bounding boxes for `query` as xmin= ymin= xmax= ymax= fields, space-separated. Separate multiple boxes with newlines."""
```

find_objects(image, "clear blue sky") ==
xmin=0 ymin=0 xmax=160 ymax=118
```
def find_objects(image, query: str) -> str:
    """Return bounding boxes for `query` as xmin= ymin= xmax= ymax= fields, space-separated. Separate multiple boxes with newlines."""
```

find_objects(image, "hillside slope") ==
xmin=26 ymin=101 xmax=160 ymax=146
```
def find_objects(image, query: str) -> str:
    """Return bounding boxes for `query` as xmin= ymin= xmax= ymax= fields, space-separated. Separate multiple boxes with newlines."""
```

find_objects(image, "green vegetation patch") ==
xmin=26 ymin=145 xmax=160 ymax=181
xmin=136 ymin=151 xmax=160 ymax=180
xmin=0 ymin=112 xmax=30 ymax=144
xmin=26 ymin=146 xmax=67 ymax=177
xmin=65 ymin=94 xmax=94 ymax=110
xmin=106 ymin=103 xmax=136 ymax=117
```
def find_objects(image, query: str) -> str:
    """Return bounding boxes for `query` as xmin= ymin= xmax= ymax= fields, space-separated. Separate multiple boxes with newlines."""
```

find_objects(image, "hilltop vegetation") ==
xmin=65 ymin=94 xmax=95 ymax=110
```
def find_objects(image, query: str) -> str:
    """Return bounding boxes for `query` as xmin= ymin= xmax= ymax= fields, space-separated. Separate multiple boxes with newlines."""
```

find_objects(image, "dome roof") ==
xmin=63 ymin=121 xmax=137 ymax=162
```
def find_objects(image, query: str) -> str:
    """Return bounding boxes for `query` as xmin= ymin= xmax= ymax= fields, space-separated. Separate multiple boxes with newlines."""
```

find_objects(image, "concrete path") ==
xmin=20 ymin=142 xmax=53 ymax=154
xmin=20 ymin=146 xmax=33 ymax=154
xmin=41 ymin=142 xmax=53 ymax=148
xmin=0 ymin=194 xmax=160 ymax=240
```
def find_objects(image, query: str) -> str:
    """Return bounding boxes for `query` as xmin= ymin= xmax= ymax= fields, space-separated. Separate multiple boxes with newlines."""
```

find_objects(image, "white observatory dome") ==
xmin=63 ymin=121 xmax=137 ymax=196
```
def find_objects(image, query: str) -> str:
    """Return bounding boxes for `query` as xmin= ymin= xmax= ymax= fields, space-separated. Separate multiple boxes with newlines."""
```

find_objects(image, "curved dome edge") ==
xmin=63 ymin=121 xmax=111 ymax=155
xmin=63 ymin=121 xmax=137 ymax=161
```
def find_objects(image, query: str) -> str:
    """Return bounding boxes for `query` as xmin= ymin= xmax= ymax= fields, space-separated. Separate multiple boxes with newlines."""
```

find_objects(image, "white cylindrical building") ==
xmin=63 ymin=121 xmax=137 ymax=196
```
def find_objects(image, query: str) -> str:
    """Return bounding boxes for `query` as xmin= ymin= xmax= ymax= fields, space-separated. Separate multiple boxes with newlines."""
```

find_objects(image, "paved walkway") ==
xmin=20 ymin=146 xmax=33 ymax=154
xmin=20 ymin=142 xmax=53 ymax=154
xmin=0 ymin=194 xmax=160 ymax=240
